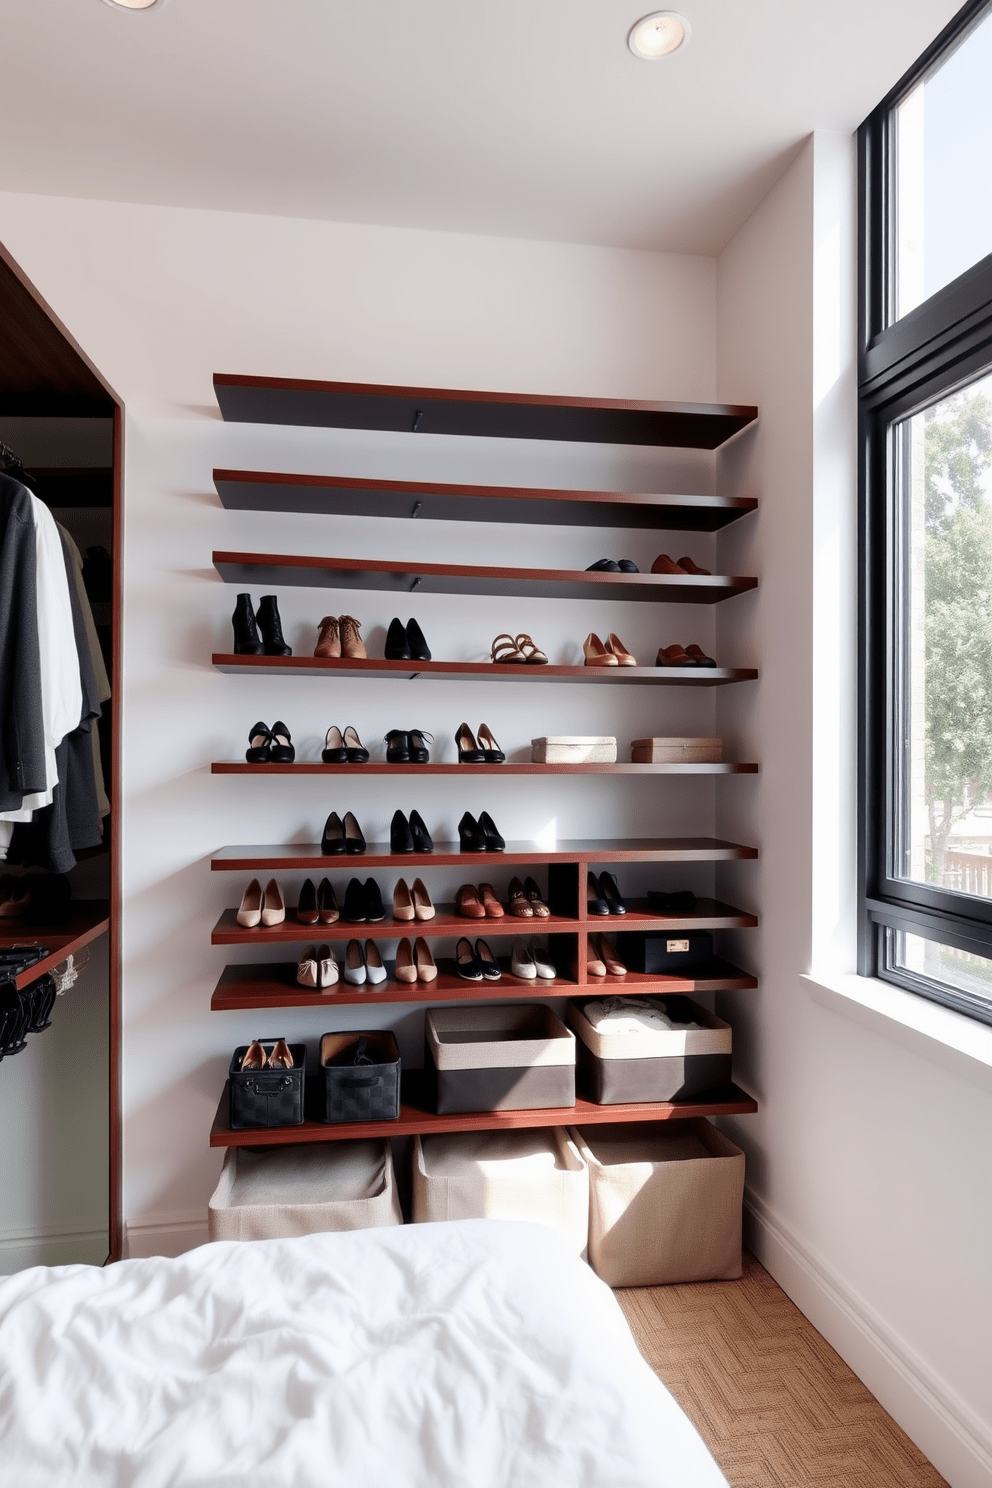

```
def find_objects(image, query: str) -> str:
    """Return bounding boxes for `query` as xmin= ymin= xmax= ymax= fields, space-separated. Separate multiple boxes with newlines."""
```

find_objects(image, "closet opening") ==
xmin=0 ymin=241 xmax=122 ymax=1268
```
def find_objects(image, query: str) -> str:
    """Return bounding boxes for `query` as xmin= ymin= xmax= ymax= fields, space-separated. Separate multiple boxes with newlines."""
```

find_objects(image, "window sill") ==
xmin=803 ymin=969 xmax=992 ymax=1084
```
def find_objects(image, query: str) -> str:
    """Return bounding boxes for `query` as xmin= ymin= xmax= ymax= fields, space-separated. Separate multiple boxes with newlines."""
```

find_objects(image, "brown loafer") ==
xmin=684 ymin=643 xmax=717 ymax=667
xmin=507 ymin=877 xmax=534 ymax=918
xmin=479 ymin=883 xmax=505 ymax=918
xmin=650 ymin=554 xmax=687 ymax=575
xmin=677 ymin=556 xmax=712 ymax=576
xmin=456 ymin=884 xmax=487 ymax=918
xmin=656 ymin=643 xmax=692 ymax=667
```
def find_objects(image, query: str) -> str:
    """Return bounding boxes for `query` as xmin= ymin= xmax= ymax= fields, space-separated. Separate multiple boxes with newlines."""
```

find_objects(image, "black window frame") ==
xmin=859 ymin=0 xmax=992 ymax=1025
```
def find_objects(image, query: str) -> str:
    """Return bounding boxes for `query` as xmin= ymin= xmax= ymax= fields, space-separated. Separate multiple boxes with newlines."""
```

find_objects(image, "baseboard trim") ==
xmin=123 ymin=1214 xmax=209 ymax=1260
xmin=745 ymin=1187 xmax=992 ymax=1488
xmin=0 ymin=1222 xmax=108 ymax=1272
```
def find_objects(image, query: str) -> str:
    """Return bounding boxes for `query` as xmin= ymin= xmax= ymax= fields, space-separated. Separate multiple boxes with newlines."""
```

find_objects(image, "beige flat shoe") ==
xmin=339 ymin=614 xmax=367 ymax=660
xmin=583 ymin=632 xmax=618 ymax=667
xmin=606 ymin=632 xmax=637 ymax=667
xmin=394 ymin=937 xmax=418 ymax=983
xmin=415 ymin=936 xmax=437 ymax=982
xmin=412 ymin=878 xmax=435 ymax=921
xmin=260 ymin=878 xmax=286 ymax=927
xmin=314 ymin=616 xmax=341 ymax=658
xmin=392 ymin=877 xmax=415 ymax=921
xmin=236 ymin=878 xmax=263 ymax=928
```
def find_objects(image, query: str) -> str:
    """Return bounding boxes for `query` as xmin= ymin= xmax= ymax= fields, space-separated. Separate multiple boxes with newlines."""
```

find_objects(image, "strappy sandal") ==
xmin=514 ymin=633 xmax=548 ymax=665
xmin=491 ymin=633 xmax=528 ymax=664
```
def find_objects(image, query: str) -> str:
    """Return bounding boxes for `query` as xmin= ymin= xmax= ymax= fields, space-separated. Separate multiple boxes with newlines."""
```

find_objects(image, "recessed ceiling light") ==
xmin=101 ymin=0 xmax=164 ymax=10
xmin=628 ymin=11 xmax=690 ymax=59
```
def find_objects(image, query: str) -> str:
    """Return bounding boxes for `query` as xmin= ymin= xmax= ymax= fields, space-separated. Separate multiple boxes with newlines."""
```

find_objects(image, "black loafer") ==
xmin=343 ymin=877 xmax=367 ymax=922
xmin=617 ymin=559 xmax=640 ymax=573
xmin=478 ymin=811 xmax=505 ymax=851
xmin=455 ymin=936 xmax=484 ymax=980
xmin=409 ymin=809 xmax=434 ymax=852
xmin=587 ymin=872 xmax=609 ymax=915
xmin=599 ymin=871 xmax=627 ymax=914
xmin=406 ymin=618 xmax=432 ymax=661
xmin=458 ymin=811 xmax=487 ymax=853
xmin=586 ymin=558 xmax=620 ymax=572
xmin=363 ymin=877 xmax=385 ymax=923
xmin=391 ymin=810 xmax=414 ymax=854
xmin=384 ymin=729 xmax=411 ymax=763
xmin=246 ymin=721 xmax=272 ymax=764
xmin=384 ymin=618 xmax=411 ymax=660
xmin=321 ymin=811 xmax=346 ymax=854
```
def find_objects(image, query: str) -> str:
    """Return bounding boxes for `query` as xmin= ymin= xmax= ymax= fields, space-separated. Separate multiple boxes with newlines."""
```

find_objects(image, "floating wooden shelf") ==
xmin=213 ymin=376 xmax=758 ymax=450
xmin=213 ymin=469 xmax=758 ymax=532
xmin=209 ymin=1075 xmax=759 ymax=1147
xmin=211 ymin=838 xmax=759 ymax=872
xmin=212 ymin=654 xmax=758 ymax=686
xmin=211 ymin=760 xmax=759 ymax=778
xmin=212 ymin=551 xmax=757 ymax=605
xmin=1 ymin=902 xmax=111 ymax=991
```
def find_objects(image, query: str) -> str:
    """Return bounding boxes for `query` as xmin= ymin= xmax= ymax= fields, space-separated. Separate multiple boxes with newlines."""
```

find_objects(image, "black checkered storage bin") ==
xmin=228 ymin=1044 xmax=306 ymax=1130
xmin=320 ymin=1032 xmax=401 ymax=1123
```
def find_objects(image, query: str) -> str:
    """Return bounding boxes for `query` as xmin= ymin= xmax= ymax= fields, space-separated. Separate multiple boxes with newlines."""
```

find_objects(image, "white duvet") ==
xmin=0 ymin=1218 xmax=727 ymax=1488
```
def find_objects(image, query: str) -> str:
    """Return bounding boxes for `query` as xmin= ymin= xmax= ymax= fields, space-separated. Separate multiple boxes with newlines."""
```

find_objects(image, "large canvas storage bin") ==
xmin=411 ymin=1128 xmax=589 ymax=1255
xmin=426 ymin=1004 xmax=575 ymax=1113
xmin=207 ymin=1139 xmax=403 ymax=1241
xmin=572 ymin=1121 xmax=744 ymax=1286
xmin=320 ymin=1031 xmax=401 ymax=1123
xmin=228 ymin=1043 xmax=306 ymax=1130
xmin=567 ymin=996 xmax=732 ymax=1104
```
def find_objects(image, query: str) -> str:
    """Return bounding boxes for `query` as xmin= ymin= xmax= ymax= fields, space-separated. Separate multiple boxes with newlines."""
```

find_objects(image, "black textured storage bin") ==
xmin=425 ymin=1004 xmax=576 ymax=1114
xmin=567 ymin=997 xmax=732 ymax=1104
xmin=320 ymin=1032 xmax=401 ymax=1124
xmin=228 ymin=1043 xmax=306 ymax=1130
xmin=615 ymin=930 xmax=713 ymax=975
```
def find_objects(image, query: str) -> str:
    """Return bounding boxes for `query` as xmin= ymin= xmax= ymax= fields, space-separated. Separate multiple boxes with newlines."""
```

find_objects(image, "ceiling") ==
xmin=0 ymin=0 xmax=962 ymax=254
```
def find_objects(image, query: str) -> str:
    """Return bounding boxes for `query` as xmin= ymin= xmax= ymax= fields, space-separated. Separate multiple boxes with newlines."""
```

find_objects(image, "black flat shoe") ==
xmin=391 ymin=809 xmax=414 ymax=854
xmin=478 ymin=724 xmax=505 ymax=764
xmin=586 ymin=558 xmax=620 ymax=572
xmin=599 ymin=871 xmax=627 ymax=915
xmin=343 ymin=726 xmax=369 ymax=763
xmin=407 ymin=729 xmax=432 ymax=764
xmin=455 ymin=936 xmax=483 ymax=981
xmin=246 ymin=721 xmax=272 ymax=763
xmin=343 ymin=877 xmax=367 ymax=922
xmin=458 ymin=811 xmax=487 ymax=853
xmin=363 ymin=877 xmax=385 ymax=923
xmin=475 ymin=938 xmax=502 ymax=980
xmin=269 ymin=721 xmax=295 ymax=763
xmin=256 ymin=594 xmax=292 ymax=657
xmin=587 ymin=871 xmax=609 ymax=915
xmin=344 ymin=811 xmax=366 ymax=854
xmin=617 ymin=559 xmax=640 ymax=573
xmin=232 ymin=594 xmax=263 ymax=655
xmin=456 ymin=723 xmax=486 ymax=764
xmin=384 ymin=729 xmax=411 ymax=763
xmin=384 ymin=618 xmax=411 ymax=660
xmin=406 ymin=618 xmax=431 ymax=661
xmin=478 ymin=810 xmax=505 ymax=852
xmin=409 ymin=809 xmax=434 ymax=852
xmin=321 ymin=811 xmax=346 ymax=854
xmin=322 ymin=726 xmax=349 ymax=764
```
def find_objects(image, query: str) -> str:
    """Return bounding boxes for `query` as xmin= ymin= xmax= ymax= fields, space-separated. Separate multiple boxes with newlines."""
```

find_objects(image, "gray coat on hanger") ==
xmin=0 ymin=474 xmax=47 ymax=810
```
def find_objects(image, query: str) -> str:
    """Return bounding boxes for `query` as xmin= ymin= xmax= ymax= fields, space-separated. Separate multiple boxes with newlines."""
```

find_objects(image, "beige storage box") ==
xmin=567 ymin=997 xmax=732 ymax=1104
xmin=572 ymin=1120 xmax=744 ymax=1285
xmin=412 ymin=1128 xmax=589 ymax=1255
xmin=630 ymin=737 xmax=722 ymax=764
xmin=426 ymin=1003 xmax=576 ymax=1112
xmin=208 ymin=1139 xmax=403 ymax=1242
xmin=532 ymin=736 xmax=618 ymax=764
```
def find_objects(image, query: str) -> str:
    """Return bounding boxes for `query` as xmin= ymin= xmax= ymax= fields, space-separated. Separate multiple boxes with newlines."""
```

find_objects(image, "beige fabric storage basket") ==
xmin=412 ymin=1128 xmax=589 ymax=1256
xmin=532 ymin=736 xmax=618 ymax=764
xmin=630 ymin=737 xmax=722 ymax=764
xmin=208 ymin=1139 xmax=403 ymax=1242
xmin=426 ymin=1004 xmax=575 ymax=1070
xmin=572 ymin=1120 xmax=744 ymax=1285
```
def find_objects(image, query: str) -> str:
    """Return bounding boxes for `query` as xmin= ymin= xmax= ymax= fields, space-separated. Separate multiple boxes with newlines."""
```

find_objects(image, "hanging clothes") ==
xmin=0 ymin=474 xmax=47 ymax=811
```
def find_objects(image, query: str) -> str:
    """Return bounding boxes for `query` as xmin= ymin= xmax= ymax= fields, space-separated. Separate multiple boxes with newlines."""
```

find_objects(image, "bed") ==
xmin=0 ymin=1218 xmax=727 ymax=1487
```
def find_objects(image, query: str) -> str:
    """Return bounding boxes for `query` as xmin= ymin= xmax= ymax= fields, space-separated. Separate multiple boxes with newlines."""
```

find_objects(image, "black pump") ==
xmin=458 ymin=811 xmax=487 ymax=853
xmin=384 ymin=618 xmax=411 ymax=660
xmin=405 ymin=618 xmax=431 ymax=661
xmin=232 ymin=594 xmax=263 ymax=655
xmin=256 ymin=594 xmax=292 ymax=657
xmin=477 ymin=811 xmax=505 ymax=852
xmin=391 ymin=810 xmax=414 ymax=854
xmin=408 ymin=809 xmax=434 ymax=852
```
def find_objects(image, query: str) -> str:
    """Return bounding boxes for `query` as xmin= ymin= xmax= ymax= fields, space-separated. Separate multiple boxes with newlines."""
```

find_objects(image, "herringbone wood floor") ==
xmin=616 ymin=1253 xmax=948 ymax=1488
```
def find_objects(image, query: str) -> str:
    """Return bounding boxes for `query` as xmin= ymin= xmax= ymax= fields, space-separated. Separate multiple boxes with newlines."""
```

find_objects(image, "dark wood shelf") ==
xmin=209 ymin=1074 xmax=759 ymax=1147
xmin=211 ymin=838 xmax=759 ymax=872
xmin=213 ymin=550 xmax=757 ymax=605
xmin=214 ymin=469 xmax=757 ymax=532
xmin=1 ymin=902 xmax=111 ymax=991
xmin=212 ymin=654 xmax=758 ymax=686
xmin=211 ymin=760 xmax=759 ymax=778
xmin=213 ymin=376 xmax=758 ymax=450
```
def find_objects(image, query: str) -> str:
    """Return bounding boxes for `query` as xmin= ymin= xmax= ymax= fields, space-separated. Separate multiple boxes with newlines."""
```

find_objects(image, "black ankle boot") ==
xmin=232 ymin=593 xmax=263 ymax=655
xmin=256 ymin=595 xmax=292 ymax=656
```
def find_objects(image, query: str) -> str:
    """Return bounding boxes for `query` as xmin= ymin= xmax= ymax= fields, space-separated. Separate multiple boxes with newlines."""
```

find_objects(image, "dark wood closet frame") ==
xmin=0 ymin=240 xmax=124 ymax=1263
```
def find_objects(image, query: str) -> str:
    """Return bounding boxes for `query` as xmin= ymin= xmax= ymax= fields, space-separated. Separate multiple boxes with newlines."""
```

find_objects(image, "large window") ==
xmin=860 ymin=0 xmax=992 ymax=1024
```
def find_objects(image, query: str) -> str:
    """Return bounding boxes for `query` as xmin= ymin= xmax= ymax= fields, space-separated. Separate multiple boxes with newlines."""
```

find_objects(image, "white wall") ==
xmin=0 ymin=192 xmax=721 ymax=1250
xmin=715 ymin=135 xmax=992 ymax=1488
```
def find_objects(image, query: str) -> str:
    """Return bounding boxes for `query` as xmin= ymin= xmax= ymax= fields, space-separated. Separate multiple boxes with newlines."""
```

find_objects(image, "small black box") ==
xmin=320 ymin=1031 xmax=401 ymax=1123
xmin=615 ymin=930 xmax=713 ymax=975
xmin=228 ymin=1043 xmax=306 ymax=1130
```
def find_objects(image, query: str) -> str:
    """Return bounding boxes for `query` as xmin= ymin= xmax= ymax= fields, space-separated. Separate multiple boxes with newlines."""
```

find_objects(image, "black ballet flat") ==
xmin=384 ymin=618 xmax=411 ymax=660
xmin=586 ymin=558 xmax=620 ymax=572
xmin=321 ymin=811 xmax=346 ymax=855
xmin=391 ymin=810 xmax=414 ymax=854
xmin=269 ymin=721 xmax=295 ymax=764
xmin=246 ymin=721 xmax=272 ymax=764
xmin=321 ymin=726 xmax=349 ymax=764
xmin=342 ymin=726 xmax=369 ymax=764
xmin=409 ymin=809 xmax=434 ymax=852
xmin=475 ymin=938 xmax=502 ymax=981
xmin=478 ymin=811 xmax=505 ymax=852
xmin=458 ymin=811 xmax=487 ymax=853
xmin=405 ymin=618 xmax=432 ymax=661
xmin=455 ymin=936 xmax=484 ymax=981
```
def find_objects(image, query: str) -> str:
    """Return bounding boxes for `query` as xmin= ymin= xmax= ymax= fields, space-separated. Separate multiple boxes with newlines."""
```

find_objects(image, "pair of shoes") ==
xmin=391 ymin=810 xmax=433 ymax=853
xmin=343 ymin=878 xmax=385 ymax=923
xmin=385 ymin=729 xmax=432 ymax=763
xmin=583 ymin=632 xmax=635 ymax=667
xmin=456 ymin=882 xmax=503 ymax=919
xmin=385 ymin=617 xmax=431 ymax=661
xmin=456 ymin=723 xmax=504 ymax=764
xmin=395 ymin=936 xmax=437 ymax=983
xmin=587 ymin=872 xmax=626 ymax=915
xmin=456 ymin=937 xmax=501 ymax=981
xmin=245 ymin=721 xmax=295 ymax=764
xmin=297 ymin=944 xmax=340 ymax=990
xmin=651 ymin=554 xmax=711 ymax=576
xmin=237 ymin=878 xmax=285 ymax=927
xmin=233 ymin=594 xmax=291 ymax=656
xmin=586 ymin=558 xmax=639 ymax=573
xmin=647 ymin=889 xmax=698 ymax=912
xmin=314 ymin=615 xmax=366 ymax=659
xmin=322 ymin=811 xmax=366 ymax=854
xmin=656 ymin=643 xmax=716 ymax=667
xmin=240 ymin=1038 xmax=293 ymax=1070
xmin=511 ymin=938 xmax=557 ymax=980
xmin=344 ymin=939 xmax=388 ymax=987
xmin=296 ymin=878 xmax=339 ymax=924
xmin=508 ymin=876 xmax=550 ymax=918
xmin=585 ymin=934 xmax=627 ymax=977
xmin=458 ymin=811 xmax=504 ymax=852
xmin=491 ymin=633 xmax=547 ymax=665
xmin=392 ymin=877 xmax=435 ymax=920
xmin=322 ymin=726 xmax=369 ymax=763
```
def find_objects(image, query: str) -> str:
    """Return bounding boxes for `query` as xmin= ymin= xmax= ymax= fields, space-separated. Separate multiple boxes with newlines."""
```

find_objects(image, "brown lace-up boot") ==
xmin=339 ymin=615 xmax=367 ymax=660
xmin=314 ymin=616 xmax=341 ymax=658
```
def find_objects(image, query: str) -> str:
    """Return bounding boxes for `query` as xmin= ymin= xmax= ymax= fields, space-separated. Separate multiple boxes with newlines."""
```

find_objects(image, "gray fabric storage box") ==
xmin=207 ymin=1139 xmax=403 ymax=1242
xmin=320 ymin=1031 xmax=401 ymax=1124
xmin=572 ymin=1120 xmax=744 ymax=1286
xmin=426 ymin=1003 xmax=576 ymax=1113
xmin=412 ymin=1128 xmax=589 ymax=1255
xmin=567 ymin=997 xmax=732 ymax=1104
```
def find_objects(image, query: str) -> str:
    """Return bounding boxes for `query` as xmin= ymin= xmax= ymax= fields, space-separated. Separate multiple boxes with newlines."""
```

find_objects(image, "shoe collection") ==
xmin=587 ymin=872 xmax=627 ymax=916
xmin=239 ymin=1038 xmax=295 ymax=1070
xmin=455 ymin=877 xmax=549 ymax=919
xmin=232 ymin=594 xmax=292 ymax=656
xmin=650 ymin=554 xmax=712 ymax=576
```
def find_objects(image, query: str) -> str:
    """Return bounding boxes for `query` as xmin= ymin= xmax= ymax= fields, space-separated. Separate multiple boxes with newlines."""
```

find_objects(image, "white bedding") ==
xmin=0 ymin=1218 xmax=727 ymax=1488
